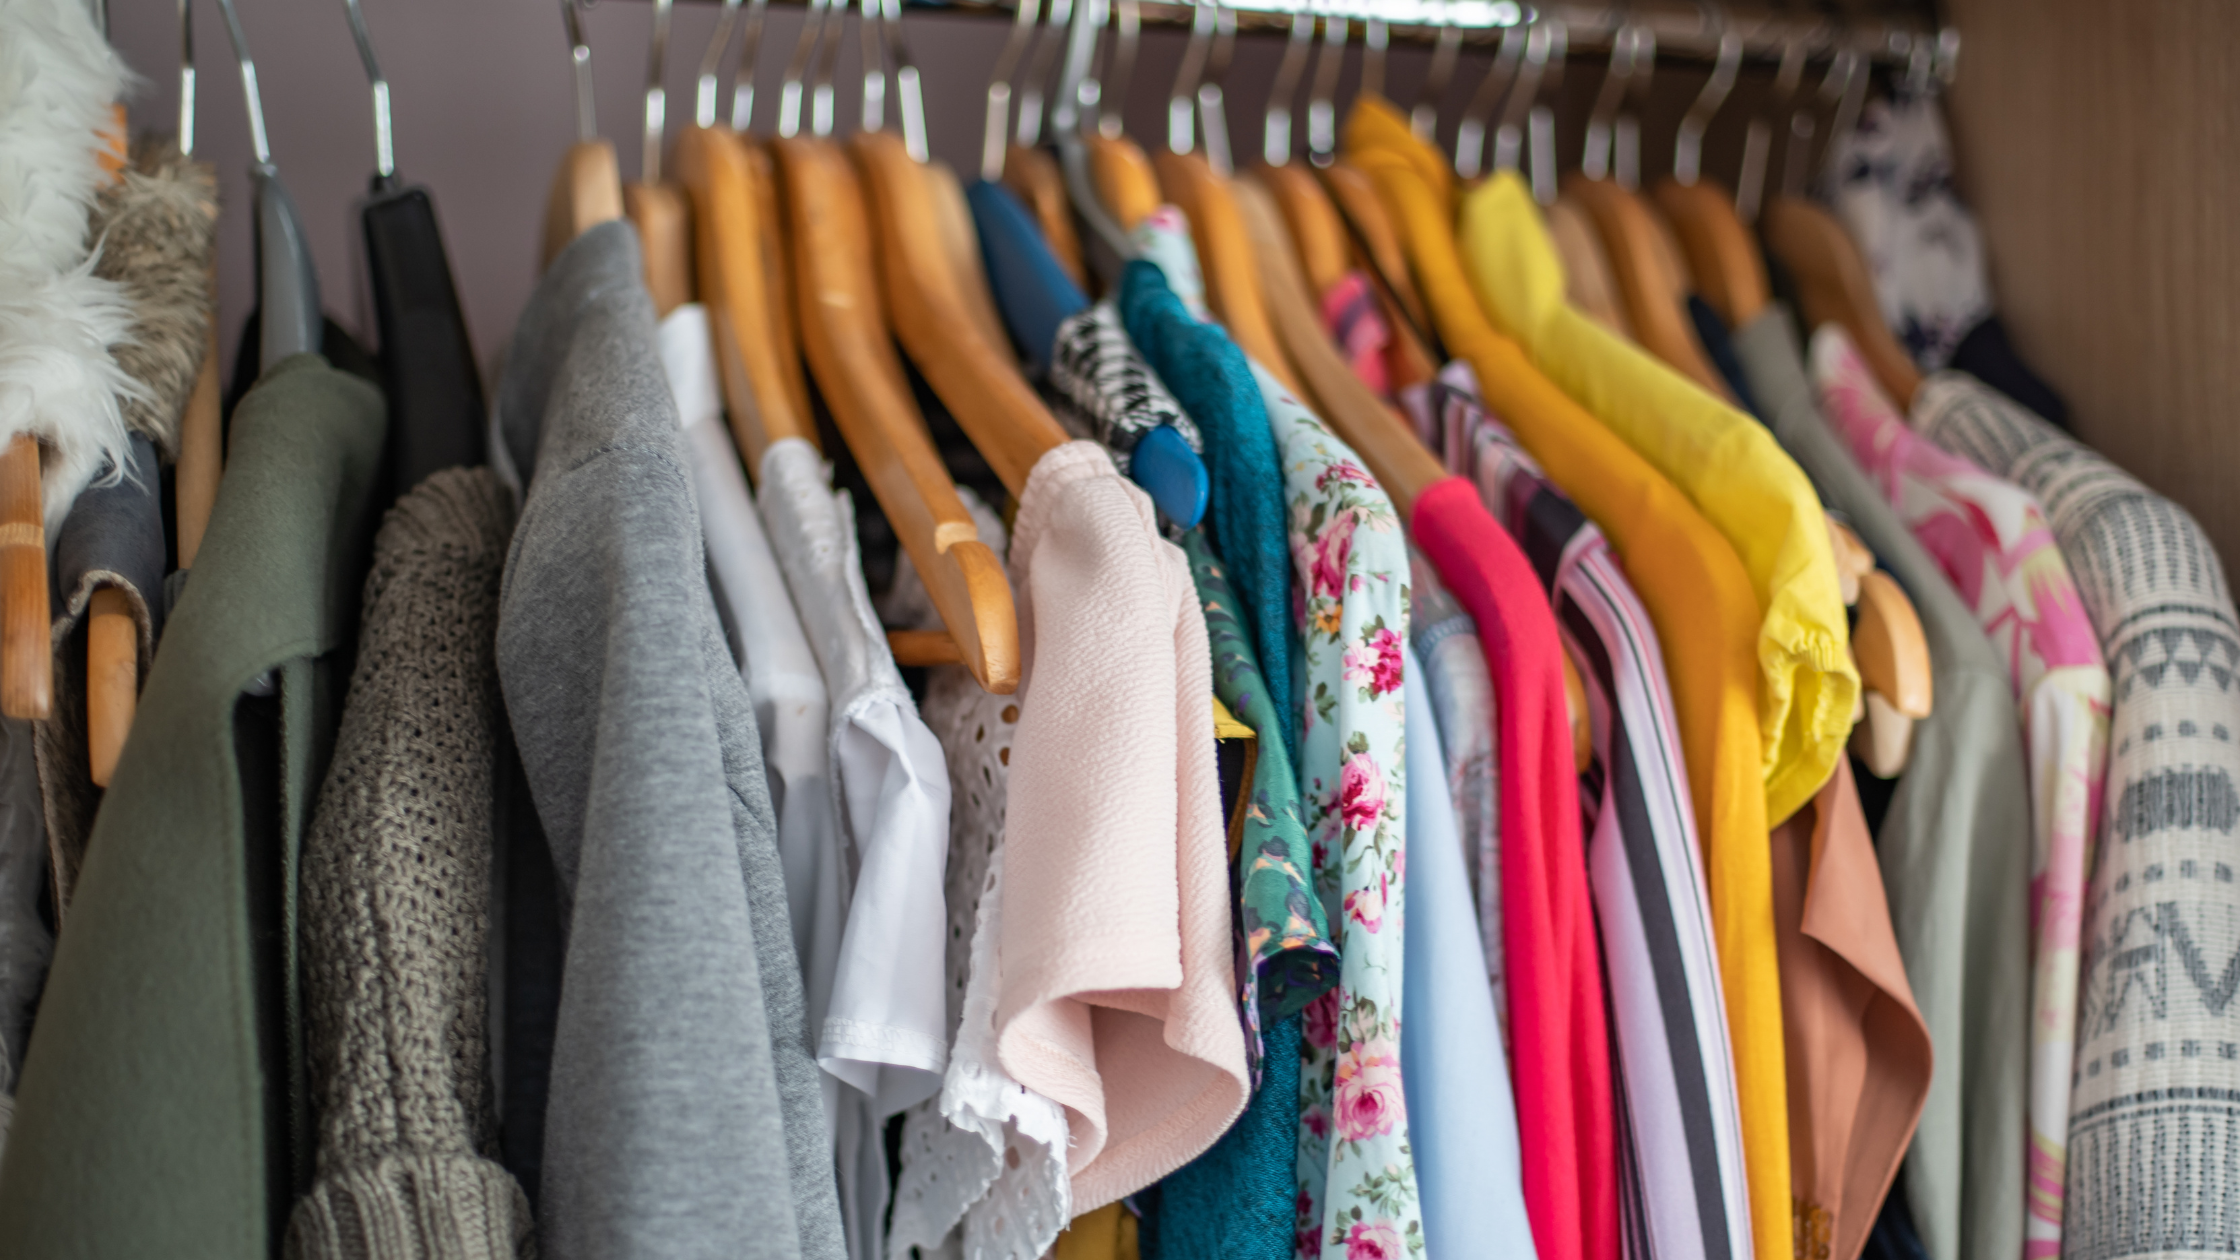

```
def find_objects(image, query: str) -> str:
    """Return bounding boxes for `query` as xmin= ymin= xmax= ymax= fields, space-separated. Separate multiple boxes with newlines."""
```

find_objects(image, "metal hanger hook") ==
xmin=694 ymin=0 xmax=743 ymax=128
xmin=982 ymin=0 xmax=1041 ymax=180
xmin=1410 ymin=1 xmax=1463 ymax=143
xmin=728 ymin=0 xmax=771 ymax=130
xmin=1196 ymin=0 xmax=1236 ymax=175
xmin=212 ymin=0 xmax=272 ymax=165
xmin=1016 ymin=0 xmax=1074 ymax=148
xmin=1263 ymin=11 xmax=1314 ymax=166
xmin=642 ymin=0 xmax=673 ymax=181
xmin=1672 ymin=1 xmax=1739 ymax=186
xmin=1099 ymin=0 xmax=1139 ymax=140
xmin=1305 ymin=8 xmax=1348 ymax=168
xmin=1165 ymin=0 xmax=1215 ymax=157
xmin=560 ymin=0 xmax=599 ymax=146
xmin=177 ymin=0 xmax=196 ymax=156
xmin=1455 ymin=12 xmax=1525 ymax=179
xmin=340 ymin=0 xmax=396 ymax=179
xmin=776 ymin=0 xmax=832 ymax=138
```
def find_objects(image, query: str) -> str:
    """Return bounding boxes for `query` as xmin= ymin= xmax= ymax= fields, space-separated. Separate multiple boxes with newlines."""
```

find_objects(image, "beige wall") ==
xmin=1944 ymin=0 xmax=2240 ymax=569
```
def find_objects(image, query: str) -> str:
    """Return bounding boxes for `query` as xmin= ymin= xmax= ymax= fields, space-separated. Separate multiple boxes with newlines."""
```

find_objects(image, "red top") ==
xmin=1411 ymin=474 xmax=1617 ymax=1260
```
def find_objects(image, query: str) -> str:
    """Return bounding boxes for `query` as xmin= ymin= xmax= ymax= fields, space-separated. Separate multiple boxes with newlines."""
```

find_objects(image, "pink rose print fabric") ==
xmin=1258 ymin=359 xmax=1422 ymax=1258
xmin=1811 ymin=326 xmax=2111 ymax=1259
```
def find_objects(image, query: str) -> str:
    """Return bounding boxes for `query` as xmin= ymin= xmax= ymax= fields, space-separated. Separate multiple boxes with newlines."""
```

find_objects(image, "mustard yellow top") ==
xmin=1457 ymin=172 xmax=1857 ymax=826
xmin=1344 ymin=97 xmax=1793 ymax=1260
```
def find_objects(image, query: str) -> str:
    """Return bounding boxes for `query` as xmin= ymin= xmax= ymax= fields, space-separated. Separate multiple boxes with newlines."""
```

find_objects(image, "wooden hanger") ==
xmin=0 ymin=437 xmax=48 ymax=721
xmin=541 ymin=0 xmax=624 ymax=268
xmin=1828 ymin=515 xmax=1932 ymax=777
xmin=1259 ymin=163 xmax=1349 ymax=295
xmin=926 ymin=159 xmax=1014 ymax=360
xmin=622 ymin=0 xmax=692 ymax=315
xmin=1316 ymin=162 xmax=1438 ymax=392
xmin=1852 ymin=568 xmax=1932 ymax=776
xmin=1562 ymin=174 xmax=1734 ymax=401
xmin=1653 ymin=177 xmax=1768 ymax=330
xmin=1236 ymin=176 xmax=1591 ymax=771
xmin=1320 ymin=163 xmax=1430 ymax=336
xmin=1545 ymin=194 xmax=1635 ymax=342
xmin=853 ymin=132 xmax=1070 ymax=496
xmin=774 ymin=135 xmax=1020 ymax=691
xmin=1233 ymin=177 xmax=1440 ymax=512
xmin=673 ymin=124 xmax=819 ymax=476
xmin=1001 ymin=144 xmax=1087 ymax=288
xmin=1763 ymin=196 xmax=1922 ymax=408
xmin=1156 ymin=151 xmax=1305 ymax=398
xmin=1089 ymin=133 xmax=1162 ymax=231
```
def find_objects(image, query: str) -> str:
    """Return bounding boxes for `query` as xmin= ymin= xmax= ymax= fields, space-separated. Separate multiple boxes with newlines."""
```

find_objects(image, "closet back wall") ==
xmin=1943 ymin=0 xmax=2240 ymax=591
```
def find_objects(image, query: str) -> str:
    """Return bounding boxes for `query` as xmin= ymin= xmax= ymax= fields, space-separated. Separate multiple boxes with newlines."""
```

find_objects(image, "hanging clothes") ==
xmin=0 ymin=349 xmax=386 ymax=1254
xmin=993 ymin=440 xmax=1245 ymax=1211
xmin=1048 ymin=302 xmax=1205 ymax=478
xmin=1765 ymin=758 xmax=1933 ymax=1260
xmin=1120 ymin=233 xmax=1296 ymax=760
xmin=756 ymin=424 xmax=955 ymax=1260
xmin=1400 ymin=641 xmax=1540 ymax=1260
xmin=1909 ymin=373 xmax=2240 ymax=1260
xmin=287 ymin=467 xmax=532 ymax=1259
xmin=888 ymin=496 xmax=1075 ymax=1260
xmin=488 ymin=222 xmax=842 ymax=1260
xmin=1403 ymin=549 xmax=1504 ymax=1047
xmin=1819 ymin=87 xmax=2068 ymax=427
xmin=656 ymin=305 xmax=848 ymax=1154
xmin=1455 ymin=167 xmax=1857 ymax=830
xmin=1248 ymin=360 xmax=1428 ymax=1260
xmin=1459 ymin=374 xmax=1756 ymax=1260
xmin=1730 ymin=307 xmax=2030 ymax=1260
xmin=1810 ymin=325 xmax=2111 ymax=1260
xmin=0 ymin=714 xmax=38 ymax=1167
xmin=1151 ymin=526 xmax=1338 ymax=1260
xmin=1345 ymin=108 xmax=1782 ymax=1260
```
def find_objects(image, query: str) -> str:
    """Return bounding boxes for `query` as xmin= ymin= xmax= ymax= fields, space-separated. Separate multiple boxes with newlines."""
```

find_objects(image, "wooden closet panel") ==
xmin=1944 ymin=0 xmax=2240 ymax=569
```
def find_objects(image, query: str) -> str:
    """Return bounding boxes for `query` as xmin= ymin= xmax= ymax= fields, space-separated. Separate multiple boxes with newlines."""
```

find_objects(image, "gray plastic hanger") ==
xmin=214 ymin=0 xmax=321 ymax=371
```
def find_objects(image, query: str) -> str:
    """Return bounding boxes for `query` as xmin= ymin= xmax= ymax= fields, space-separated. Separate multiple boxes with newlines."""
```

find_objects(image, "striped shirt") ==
xmin=1437 ymin=375 xmax=1755 ymax=1260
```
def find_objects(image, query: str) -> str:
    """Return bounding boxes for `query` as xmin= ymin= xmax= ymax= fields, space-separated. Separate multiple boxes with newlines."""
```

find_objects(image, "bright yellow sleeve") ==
xmin=1456 ymin=174 xmax=1858 ymax=825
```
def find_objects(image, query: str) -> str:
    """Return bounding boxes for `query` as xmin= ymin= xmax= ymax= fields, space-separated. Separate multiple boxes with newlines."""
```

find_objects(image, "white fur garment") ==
xmin=0 ymin=0 xmax=146 ymax=536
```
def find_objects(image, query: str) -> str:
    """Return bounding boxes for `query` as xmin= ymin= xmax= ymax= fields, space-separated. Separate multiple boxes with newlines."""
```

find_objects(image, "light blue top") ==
xmin=1402 ymin=645 xmax=1539 ymax=1260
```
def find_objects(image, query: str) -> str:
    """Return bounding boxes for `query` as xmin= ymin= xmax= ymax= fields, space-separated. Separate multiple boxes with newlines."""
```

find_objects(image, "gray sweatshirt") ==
xmin=493 ymin=221 xmax=845 ymax=1260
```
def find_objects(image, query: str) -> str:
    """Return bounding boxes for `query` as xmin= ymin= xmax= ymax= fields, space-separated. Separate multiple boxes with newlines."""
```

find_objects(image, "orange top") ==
xmin=1345 ymin=97 xmax=1794 ymax=1260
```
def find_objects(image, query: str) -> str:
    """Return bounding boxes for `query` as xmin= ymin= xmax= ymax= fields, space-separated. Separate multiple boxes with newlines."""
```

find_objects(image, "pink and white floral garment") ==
xmin=1259 ymin=357 xmax=1422 ymax=1260
xmin=1811 ymin=325 xmax=2111 ymax=1260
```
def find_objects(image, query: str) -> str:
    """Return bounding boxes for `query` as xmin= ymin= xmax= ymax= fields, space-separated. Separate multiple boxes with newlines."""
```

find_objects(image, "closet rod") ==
xmin=626 ymin=0 xmax=1948 ymax=68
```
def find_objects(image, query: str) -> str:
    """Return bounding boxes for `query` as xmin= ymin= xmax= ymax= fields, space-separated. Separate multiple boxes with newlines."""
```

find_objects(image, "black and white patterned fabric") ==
xmin=1046 ymin=301 xmax=1202 ymax=476
xmin=1914 ymin=371 xmax=2240 ymax=1260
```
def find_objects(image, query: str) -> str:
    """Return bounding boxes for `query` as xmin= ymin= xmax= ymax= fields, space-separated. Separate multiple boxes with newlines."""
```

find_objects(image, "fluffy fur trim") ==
xmin=0 ymin=0 xmax=146 ymax=530
xmin=0 ymin=260 xmax=146 ymax=537
xmin=91 ymin=137 xmax=218 ymax=457
xmin=0 ymin=0 xmax=128 ymax=272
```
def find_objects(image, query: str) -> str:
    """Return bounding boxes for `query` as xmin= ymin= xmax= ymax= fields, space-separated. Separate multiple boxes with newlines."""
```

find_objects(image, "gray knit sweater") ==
xmin=286 ymin=467 xmax=533 ymax=1260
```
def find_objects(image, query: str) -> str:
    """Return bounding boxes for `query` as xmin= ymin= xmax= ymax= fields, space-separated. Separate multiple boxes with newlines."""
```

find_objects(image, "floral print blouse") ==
xmin=1136 ymin=210 xmax=1421 ymax=1260
xmin=1259 ymin=364 xmax=1421 ymax=1260
xmin=1180 ymin=527 xmax=1340 ymax=1076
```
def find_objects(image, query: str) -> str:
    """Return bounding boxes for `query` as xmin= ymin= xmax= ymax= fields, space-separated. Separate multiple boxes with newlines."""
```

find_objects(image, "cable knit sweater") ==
xmin=287 ymin=467 xmax=533 ymax=1260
